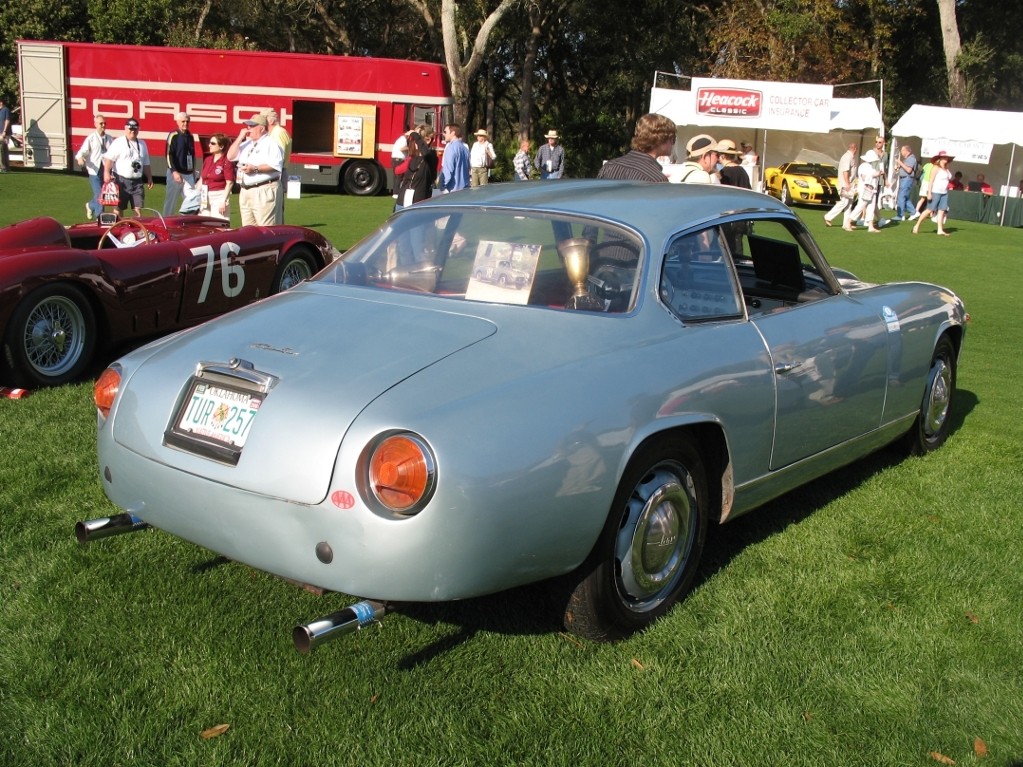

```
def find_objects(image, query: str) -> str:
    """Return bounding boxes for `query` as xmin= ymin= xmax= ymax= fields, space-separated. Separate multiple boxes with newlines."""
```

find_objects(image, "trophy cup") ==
xmin=557 ymin=238 xmax=604 ymax=311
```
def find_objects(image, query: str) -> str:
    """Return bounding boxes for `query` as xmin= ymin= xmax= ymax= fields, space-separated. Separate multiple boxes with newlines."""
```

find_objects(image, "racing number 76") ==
xmin=192 ymin=243 xmax=245 ymax=303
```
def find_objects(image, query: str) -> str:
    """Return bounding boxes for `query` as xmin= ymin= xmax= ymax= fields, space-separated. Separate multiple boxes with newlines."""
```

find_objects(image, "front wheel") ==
xmin=781 ymin=184 xmax=792 ymax=205
xmin=3 ymin=284 xmax=97 ymax=387
xmin=905 ymin=335 xmax=957 ymax=455
xmin=563 ymin=436 xmax=708 ymax=641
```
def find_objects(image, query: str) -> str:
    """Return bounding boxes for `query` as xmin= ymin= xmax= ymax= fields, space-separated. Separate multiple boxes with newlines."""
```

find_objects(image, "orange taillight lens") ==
xmin=368 ymin=434 xmax=435 ymax=514
xmin=94 ymin=366 xmax=122 ymax=419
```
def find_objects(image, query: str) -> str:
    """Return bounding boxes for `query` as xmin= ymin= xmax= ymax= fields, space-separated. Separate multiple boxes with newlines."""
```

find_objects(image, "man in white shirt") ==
xmin=227 ymin=113 xmax=284 ymax=227
xmin=75 ymin=114 xmax=112 ymax=220
xmin=673 ymin=134 xmax=720 ymax=184
xmin=824 ymin=142 xmax=858 ymax=226
xmin=469 ymin=129 xmax=496 ymax=187
xmin=102 ymin=119 xmax=154 ymax=215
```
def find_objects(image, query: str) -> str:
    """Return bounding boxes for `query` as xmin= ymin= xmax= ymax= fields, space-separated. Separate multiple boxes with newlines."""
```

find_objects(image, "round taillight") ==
xmin=368 ymin=434 xmax=435 ymax=514
xmin=94 ymin=366 xmax=122 ymax=419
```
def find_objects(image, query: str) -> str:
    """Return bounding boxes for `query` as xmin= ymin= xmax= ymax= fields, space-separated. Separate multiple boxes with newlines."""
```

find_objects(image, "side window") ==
xmin=730 ymin=219 xmax=835 ymax=310
xmin=659 ymin=227 xmax=744 ymax=322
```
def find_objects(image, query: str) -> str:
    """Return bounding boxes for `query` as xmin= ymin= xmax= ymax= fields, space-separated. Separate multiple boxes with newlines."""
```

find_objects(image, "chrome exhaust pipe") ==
xmin=293 ymin=600 xmax=389 ymax=654
xmin=75 ymin=513 xmax=150 ymax=544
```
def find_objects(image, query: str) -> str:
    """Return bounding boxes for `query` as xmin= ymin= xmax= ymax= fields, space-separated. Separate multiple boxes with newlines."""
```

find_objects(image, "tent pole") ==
xmin=1001 ymin=144 xmax=1016 ymax=227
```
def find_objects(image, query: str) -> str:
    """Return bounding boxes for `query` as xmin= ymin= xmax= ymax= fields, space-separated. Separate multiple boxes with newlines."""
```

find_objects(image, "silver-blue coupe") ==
xmin=84 ymin=181 xmax=966 ymax=649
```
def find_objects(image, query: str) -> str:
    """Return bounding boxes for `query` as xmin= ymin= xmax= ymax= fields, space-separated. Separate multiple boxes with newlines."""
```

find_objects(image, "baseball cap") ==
xmin=686 ymin=134 xmax=718 ymax=159
xmin=126 ymin=119 xmax=140 ymax=130
xmin=243 ymin=113 xmax=268 ymax=127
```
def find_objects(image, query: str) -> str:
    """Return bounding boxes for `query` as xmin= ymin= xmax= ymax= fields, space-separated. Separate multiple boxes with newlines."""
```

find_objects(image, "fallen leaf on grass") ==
xmin=802 ymin=711 xmax=813 ymax=722
xmin=630 ymin=658 xmax=645 ymax=670
xmin=370 ymin=694 xmax=379 ymax=704
xmin=974 ymin=737 xmax=988 ymax=758
xmin=929 ymin=751 xmax=955 ymax=765
xmin=965 ymin=611 xmax=980 ymax=624
xmin=558 ymin=632 xmax=584 ymax=648
xmin=200 ymin=723 xmax=230 ymax=740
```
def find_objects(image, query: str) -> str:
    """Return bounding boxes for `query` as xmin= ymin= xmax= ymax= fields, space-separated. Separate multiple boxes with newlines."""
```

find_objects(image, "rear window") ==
xmin=318 ymin=208 xmax=645 ymax=313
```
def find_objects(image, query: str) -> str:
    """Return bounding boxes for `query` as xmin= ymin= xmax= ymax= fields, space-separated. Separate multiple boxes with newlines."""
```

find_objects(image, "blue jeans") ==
xmin=87 ymin=173 xmax=104 ymax=217
xmin=897 ymin=178 xmax=914 ymax=218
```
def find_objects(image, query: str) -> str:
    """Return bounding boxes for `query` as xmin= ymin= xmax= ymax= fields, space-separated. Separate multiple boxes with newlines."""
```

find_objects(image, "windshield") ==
xmin=317 ymin=207 xmax=644 ymax=313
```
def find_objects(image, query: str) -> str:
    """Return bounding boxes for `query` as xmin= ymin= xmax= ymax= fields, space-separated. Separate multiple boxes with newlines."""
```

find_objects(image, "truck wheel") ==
xmin=3 ymin=284 xmax=97 ymax=388
xmin=562 ymin=435 xmax=708 ymax=641
xmin=342 ymin=161 xmax=384 ymax=196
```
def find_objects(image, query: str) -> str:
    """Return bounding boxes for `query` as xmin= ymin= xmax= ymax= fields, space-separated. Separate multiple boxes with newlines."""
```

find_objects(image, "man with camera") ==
xmin=102 ymin=119 xmax=154 ymax=216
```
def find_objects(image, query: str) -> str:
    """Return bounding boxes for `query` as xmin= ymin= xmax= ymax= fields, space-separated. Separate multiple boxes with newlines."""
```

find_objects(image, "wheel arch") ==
xmin=622 ymin=421 xmax=731 ymax=526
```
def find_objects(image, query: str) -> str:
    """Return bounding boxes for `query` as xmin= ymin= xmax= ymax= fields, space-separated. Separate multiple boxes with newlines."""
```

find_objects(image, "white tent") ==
xmin=649 ymin=86 xmax=883 ymax=170
xmin=891 ymin=104 xmax=1023 ymax=198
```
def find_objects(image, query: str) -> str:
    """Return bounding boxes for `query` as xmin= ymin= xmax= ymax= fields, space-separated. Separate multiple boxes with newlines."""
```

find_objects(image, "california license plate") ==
xmin=173 ymin=380 xmax=264 ymax=450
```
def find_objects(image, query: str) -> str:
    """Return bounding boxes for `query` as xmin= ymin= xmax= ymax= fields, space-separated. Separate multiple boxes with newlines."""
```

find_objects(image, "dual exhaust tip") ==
xmin=75 ymin=513 xmax=389 ymax=652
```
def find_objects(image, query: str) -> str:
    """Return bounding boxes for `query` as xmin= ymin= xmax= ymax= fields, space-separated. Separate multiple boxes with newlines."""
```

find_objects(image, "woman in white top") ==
xmin=913 ymin=151 xmax=953 ymax=236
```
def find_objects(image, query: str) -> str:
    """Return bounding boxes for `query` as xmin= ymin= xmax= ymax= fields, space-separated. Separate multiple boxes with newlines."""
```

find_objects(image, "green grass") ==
xmin=2 ymin=170 xmax=1023 ymax=766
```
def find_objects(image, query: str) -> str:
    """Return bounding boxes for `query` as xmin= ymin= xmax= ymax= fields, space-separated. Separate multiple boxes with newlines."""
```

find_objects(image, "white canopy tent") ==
xmin=891 ymin=104 xmax=1023 ymax=197
xmin=649 ymin=85 xmax=884 ymax=173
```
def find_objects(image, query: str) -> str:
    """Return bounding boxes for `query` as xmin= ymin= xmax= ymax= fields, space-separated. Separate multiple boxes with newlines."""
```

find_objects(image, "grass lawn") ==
xmin=1 ymin=170 xmax=1022 ymax=766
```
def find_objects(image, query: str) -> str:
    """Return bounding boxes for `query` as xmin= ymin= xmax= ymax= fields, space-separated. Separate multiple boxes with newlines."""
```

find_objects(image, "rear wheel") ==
xmin=905 ymin=335 xmax=957 ymax=455
xmin=342 ymin=161 xmax=384 ymax=197
xmin=563 ymin=435 xmax=708 ymax=641
xmin=3 ymin=284 xmax=97 ymax=387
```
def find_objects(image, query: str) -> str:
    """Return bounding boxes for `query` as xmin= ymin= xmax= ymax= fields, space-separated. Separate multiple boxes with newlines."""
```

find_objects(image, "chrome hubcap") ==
xmin=924 ymin=357 xmax=952 ymax=437
xmin=615 ymin=464 xmax=695 ymax=613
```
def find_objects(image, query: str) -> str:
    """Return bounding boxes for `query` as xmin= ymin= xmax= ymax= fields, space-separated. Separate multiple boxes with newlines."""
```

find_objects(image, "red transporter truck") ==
xmin=16 ymin=40 xmax=453 ymax=195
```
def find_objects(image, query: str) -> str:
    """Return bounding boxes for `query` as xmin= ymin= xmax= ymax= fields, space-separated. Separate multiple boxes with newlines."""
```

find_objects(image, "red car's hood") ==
xmin=110 ymin=288 xmax=497 ymax=504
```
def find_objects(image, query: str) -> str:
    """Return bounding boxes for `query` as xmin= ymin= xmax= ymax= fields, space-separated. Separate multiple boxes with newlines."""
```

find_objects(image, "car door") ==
xmin=739 ymin=220 xmax=888 ymax=469
xmin=177 ymin=228 xmax=281 ymax=323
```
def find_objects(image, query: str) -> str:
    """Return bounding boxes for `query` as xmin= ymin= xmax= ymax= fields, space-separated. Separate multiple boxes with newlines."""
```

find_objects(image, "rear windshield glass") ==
xmin=317 ymin=208 xmax=644 ymax=314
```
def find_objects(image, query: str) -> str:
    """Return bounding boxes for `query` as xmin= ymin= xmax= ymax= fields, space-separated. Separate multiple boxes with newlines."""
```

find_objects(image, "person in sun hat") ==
xmin=715 ymin=139 xmax=751 ymax=189
xmin=843 ymin=149 xmax=884 ymax=232
xmin=913 ymin=150 xmax=954 ymax=236
xmin=534 ymin=129 xmax=565 ymax=179
xmin=671 ymin=134 xmax=720 ymax=184
xmin=469 ymin=128 xmax=496 ymax=187
xmin=226 ymin=112 xmax=284 ymax=226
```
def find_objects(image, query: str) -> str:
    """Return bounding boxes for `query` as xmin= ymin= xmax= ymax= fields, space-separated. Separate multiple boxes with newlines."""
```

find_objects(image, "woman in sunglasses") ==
xmin=198 ymin=132 xmax=235 ymax=220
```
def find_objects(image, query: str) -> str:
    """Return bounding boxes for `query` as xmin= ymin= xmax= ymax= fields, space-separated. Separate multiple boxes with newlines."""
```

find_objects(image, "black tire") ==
xmin=563 ymin=435 xmax=708 ymax=641
xmin=342 ymin=161 xmax=385 ymax=196
xmin=271 ymin=248 xmax=316 ymax=294
xmin=3 ymin=284 xmax=97 ymax=387
xmin=905 ymin=335 xmax=957 ymax=455
xmin=781 ymin=184 xmax=792 ymax=205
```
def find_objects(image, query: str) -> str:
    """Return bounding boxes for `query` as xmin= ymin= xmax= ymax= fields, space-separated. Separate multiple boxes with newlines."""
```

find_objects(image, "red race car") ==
xmin=1 ymin=212 xmax=339 ymax=387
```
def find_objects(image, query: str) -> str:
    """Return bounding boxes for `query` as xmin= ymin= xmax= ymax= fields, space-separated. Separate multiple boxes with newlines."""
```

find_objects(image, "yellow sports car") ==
xmin=764 ymin=162 xmax=840 ymax=206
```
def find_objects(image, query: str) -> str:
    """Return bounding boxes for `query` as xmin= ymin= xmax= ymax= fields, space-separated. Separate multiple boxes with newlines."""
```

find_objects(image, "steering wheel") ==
xmin=98 ymin=219 xmax=153 ymax=249
xmin=589 ymin=239 xmax=641 ymax=268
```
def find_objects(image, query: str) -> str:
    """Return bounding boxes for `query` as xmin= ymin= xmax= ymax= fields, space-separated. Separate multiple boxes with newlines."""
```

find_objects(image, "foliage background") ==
xmin=1 ymin=0 xmax=1021 ymax=176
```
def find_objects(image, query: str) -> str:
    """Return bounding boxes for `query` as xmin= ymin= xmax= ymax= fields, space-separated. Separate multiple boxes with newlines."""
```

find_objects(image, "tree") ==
xmin=936 ymin=0 xmax=968 ymax=106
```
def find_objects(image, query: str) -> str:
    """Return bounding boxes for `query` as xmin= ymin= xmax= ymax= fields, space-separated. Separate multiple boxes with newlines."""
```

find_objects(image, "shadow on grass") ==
xmin=392 ymin=387 xmax=979 ymax=666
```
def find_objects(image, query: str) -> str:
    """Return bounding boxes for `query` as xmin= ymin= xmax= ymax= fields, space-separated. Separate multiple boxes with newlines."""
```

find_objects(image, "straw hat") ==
xmin=860 ymin=149 xmax=881 ymax=163
xmin=715 ymin=139 xmax=741 ymax=157
xmin=474 ymin=129 xmax=489 ymax=138
xmin=544 ymin=130 xmax=559 ymax=140
xmin=932 ymin=150 xmax=955 ymax=162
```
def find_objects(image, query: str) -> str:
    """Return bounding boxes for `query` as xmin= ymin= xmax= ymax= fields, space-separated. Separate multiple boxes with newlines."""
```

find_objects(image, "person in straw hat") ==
xmin=671 ymin=134 xmax=720 ymax=184
xmin=716 ymin=139 xmax=751 ymax=188
xmin=843 ymin=149 xmax=884 ymax=232
xmin=534 ymin=130 xmax=565 ymax=179
xmin=470 ymin=128 xmax=497 ymax=187
xmin=913 ymin=150 xmax=954 ymax=236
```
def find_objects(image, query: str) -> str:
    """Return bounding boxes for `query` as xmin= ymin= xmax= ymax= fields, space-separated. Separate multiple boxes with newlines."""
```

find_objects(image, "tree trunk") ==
xmin=936 ymin=0 xmax=969 ymax=106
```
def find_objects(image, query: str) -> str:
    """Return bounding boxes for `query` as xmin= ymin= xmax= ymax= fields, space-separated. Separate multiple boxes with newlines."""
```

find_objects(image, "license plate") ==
xmin=170 ymin=380 xmax=264 ymax=454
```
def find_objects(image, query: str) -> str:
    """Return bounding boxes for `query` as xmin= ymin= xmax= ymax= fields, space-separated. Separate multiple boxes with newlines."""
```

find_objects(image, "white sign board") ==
xmin=690 ymin=78 xmax=834 ymax=133
xmin=920 ymin=138 xmax=993 ymax=165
